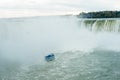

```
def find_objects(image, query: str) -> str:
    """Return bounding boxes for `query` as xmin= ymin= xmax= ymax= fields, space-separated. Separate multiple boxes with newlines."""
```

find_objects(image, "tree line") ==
xmin=77 ymin=11 xmax=120 ymax=18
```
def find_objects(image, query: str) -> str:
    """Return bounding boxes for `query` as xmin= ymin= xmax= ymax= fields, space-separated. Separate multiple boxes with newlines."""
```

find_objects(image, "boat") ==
xmin=45 ymin=53 xmax=55 ymax=62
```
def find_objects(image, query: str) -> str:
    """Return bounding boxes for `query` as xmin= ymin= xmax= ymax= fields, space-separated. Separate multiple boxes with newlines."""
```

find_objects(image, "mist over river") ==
xmin=0 ymin=16 xmax=120 ymax=80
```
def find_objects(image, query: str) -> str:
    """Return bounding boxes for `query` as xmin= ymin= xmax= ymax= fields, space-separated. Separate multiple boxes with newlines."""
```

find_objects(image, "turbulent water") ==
xmin=0 ymin=16 xmax=120 ymax=80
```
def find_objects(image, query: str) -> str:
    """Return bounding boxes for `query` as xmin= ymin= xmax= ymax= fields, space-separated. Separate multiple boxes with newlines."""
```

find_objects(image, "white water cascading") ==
xmin=78 ymin=19 xmax=120 ymax=32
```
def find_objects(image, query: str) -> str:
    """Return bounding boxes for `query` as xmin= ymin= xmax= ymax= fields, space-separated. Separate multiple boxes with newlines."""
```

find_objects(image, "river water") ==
xmin=0 ymin=16 xmax=120 ymax=80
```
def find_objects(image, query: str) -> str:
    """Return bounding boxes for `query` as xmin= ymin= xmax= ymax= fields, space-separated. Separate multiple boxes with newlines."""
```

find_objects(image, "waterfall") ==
xmin=78 ymin=19 xmax=120 ymax=32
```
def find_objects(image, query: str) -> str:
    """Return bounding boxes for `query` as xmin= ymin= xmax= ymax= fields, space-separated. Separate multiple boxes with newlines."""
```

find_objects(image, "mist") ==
xmin=0 ymin=16 xmax=120 ymax=65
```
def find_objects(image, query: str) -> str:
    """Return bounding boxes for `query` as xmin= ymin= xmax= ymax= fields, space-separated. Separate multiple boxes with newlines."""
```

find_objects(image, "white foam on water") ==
xmin=0 ymin=16 xmax=120 ymax=64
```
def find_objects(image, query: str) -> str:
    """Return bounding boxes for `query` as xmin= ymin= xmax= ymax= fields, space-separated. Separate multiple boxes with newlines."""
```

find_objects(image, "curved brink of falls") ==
xmin=78 ymin=19 xmax=120 ymax=32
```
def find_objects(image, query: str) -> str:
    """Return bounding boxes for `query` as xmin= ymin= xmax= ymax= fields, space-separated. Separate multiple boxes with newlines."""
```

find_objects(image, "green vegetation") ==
xmin=77 ymin=11 xmax=120 ymax=18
